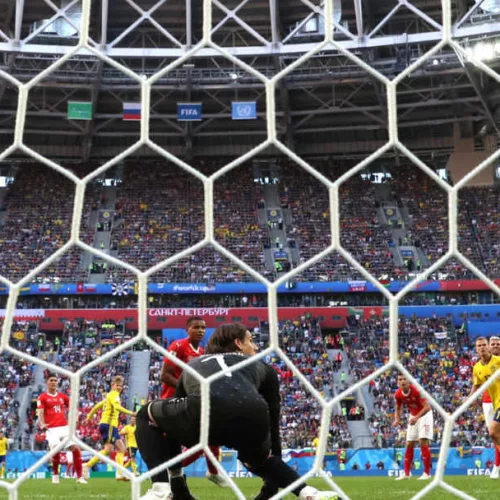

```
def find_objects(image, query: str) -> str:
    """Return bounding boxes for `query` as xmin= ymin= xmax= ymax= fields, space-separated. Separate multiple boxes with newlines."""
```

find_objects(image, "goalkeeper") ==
xmin=136 ymin=323 xmax=338 ymax=500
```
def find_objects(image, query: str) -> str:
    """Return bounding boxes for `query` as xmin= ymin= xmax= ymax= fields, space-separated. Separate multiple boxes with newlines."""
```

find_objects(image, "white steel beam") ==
xmin=353 ymin=0 xmax=363 ymax=37
xmin=3 ymin=20 xmax=500 ymax=57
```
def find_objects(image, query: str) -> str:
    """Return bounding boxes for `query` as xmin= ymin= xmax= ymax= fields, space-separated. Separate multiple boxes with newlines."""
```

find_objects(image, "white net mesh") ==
xmin=1 ymin=0 xmax=500 ymax=498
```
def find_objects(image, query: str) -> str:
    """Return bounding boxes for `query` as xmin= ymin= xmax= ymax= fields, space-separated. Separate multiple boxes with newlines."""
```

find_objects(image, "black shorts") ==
xmin=149 ymin=396 xmax=272 ymax=465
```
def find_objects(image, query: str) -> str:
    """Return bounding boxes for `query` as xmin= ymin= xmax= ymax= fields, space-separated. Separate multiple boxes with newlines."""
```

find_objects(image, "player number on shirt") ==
xmin=202 ymin=355 xmax=232 ymax=377
xmin=53 ymin=405 xmax=61 ymax=413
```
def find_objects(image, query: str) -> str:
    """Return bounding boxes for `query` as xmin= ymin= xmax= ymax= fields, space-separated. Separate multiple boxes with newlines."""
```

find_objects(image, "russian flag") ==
xmin=123 ymin=102 xmax=141 ymax=121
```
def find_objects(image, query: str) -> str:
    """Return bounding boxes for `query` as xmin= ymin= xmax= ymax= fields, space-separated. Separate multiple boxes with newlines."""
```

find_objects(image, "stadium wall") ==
xmin=3 ymin=305 xmax=500 ymax=331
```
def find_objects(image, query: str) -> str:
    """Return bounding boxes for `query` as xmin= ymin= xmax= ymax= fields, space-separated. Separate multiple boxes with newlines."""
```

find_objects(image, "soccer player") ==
xmin=393 ymin=374 xmax=433 ymax=480
xmin=136 ymin=323 xmax=338 ymax=500
xmin=0 ymin=432 xmax=8 ymax=479
xmin=470 ymin=336 xmax=500 ymax=477
xmin=120 ymin=416 xmax=139 ymax=476
xmin=160 ymin=316 xmax=228 ymax=488
xmin=36 ymin=373 xmax=86 ymax=484
xmin=83 ymin=375 xmax=136 ymax=480
xmin=482 ymin=337 xmax=500 ymax=479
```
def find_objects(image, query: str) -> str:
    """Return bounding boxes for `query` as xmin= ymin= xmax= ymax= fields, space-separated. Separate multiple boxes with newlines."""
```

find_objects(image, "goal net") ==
xmin=1 ymin=0 xmax=499 ymax=499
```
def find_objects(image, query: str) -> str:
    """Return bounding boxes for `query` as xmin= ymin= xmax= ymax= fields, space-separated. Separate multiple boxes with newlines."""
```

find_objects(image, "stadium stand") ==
xmin=343 ymin=314 xmax=490 ymax=448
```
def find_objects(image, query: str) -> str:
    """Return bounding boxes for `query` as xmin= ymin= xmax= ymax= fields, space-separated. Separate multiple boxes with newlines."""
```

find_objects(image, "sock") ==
xmin=52 ymin=452 xmax=61 ymax=476
xmin=131 ymin=461 xmax=138 ymax=474
xmin=182 ymin=449 xmax=204 ymax=467
xmin=72 ymin=448 xmax=82 ymax=479
xmin=86 ymin=449 xmax=109 ymax=468
xmin=0 ymin=464 xmax=5 ymax=478
xmin=404 ymin=447 xmax=414 ymax=476
xmin=421 ymin=445 xmax=431 ymax=475
xmin=496 ymin=445 xmax=500 ymax=467
xmin=206 ymin=446 xmax=220 ymax=475
xmin=115 ymin=451 xmax=124 ymax=472
xmin=169 ymin=467 xmax=183 ymax=479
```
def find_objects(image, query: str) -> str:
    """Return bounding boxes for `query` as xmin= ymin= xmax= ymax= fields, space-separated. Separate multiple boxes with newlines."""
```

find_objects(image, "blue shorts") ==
xmin=128 ymin=447 xmax=137 ymax=458
xmin=0 ymin=455 xmax=5 ymax=464
xmin=494 ymin=407 xmax=500 ymax=424
xmin=99 ymin=424 xmax=120 ymax=444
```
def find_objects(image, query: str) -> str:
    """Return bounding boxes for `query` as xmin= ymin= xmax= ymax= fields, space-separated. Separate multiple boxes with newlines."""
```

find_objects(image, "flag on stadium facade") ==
xmin=434 ymin=331 xmax=447 ymax=340
xmin=111 ymin=282 xmax=129 ymax=296
xmin=76 ymin=282 xmax=83 ymax=293
xmin=177 ymin=103 xmax=202 ymax=121
xmin=84 ymin=284 xmax=97 ymax=293
xmin=232 ymin=101 xmax=257 ymax=120
xmin=123 ymin=102 xmax=141 ymax=121
xmin=38 ymin=284 xmax=52 ymax=293
xmin=67 ymin=101 xmax=92 ymax=120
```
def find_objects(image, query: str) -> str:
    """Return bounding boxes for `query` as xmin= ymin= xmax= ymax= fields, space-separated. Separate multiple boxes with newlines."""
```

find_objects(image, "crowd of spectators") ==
xmin=343 ymin=314 xmax=490 ymax=448
xmin=0 ymin=354 xmax=34 ymax=444
xmin=0 ymin=159 xmax=498 ymax=285
xmin=459 ymin=185 xmax=500 ymax=278
xmin=266 ymin=316 xmax=352 ymax=449
xmin=0 ymin=163 xmax=104 ymax=284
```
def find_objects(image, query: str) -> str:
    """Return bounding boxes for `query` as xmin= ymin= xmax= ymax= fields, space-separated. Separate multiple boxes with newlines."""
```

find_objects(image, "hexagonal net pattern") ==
xmin=0 ymin=0 xmax=500 ymax=499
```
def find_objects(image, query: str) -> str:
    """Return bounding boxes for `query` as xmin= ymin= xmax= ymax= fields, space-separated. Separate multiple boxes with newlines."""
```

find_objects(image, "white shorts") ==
xmin=406 ymin=411 xmax=434 ymax=442
xmin=483 ymin=402 xmax=494 ymax=428
xmin=46 ymin=426 xmax=75 ymax=450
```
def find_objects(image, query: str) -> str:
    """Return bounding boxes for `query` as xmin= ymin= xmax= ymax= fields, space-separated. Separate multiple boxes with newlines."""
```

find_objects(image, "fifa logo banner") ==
xmin=177 ymin=103 xmax=202 ymax=121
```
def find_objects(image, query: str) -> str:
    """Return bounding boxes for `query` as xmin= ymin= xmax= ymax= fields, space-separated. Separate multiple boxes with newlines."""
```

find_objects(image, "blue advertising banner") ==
xmin=232 ymin=101 xmax=257 ymax=120
xmin=3 ymin=448 xmax=496 ymax=479
xmin=177 ymin=103 xmax=202 ymax=121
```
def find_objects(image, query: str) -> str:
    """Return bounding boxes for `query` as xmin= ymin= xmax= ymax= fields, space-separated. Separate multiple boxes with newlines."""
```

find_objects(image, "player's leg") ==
xmin=84 ymin=424 xmax=112 ymax=474
xmin=129 ymin=448 xmax=139 ymax=475
xmin=69 ymin=445 xmax=85 ymax=483
xmin=240 ymin=449 xmax=338 ymax=500
xmin=0 ymin=457 xmax=5 ymax=479
xmin=397 ymin=442 xmax=415 ymax=480
xmin=484 ymin=403 xmax=500 ymax=479
xmin=416 ymin=411 xmax=433 ymax=480
xmin=205 ymin=446 xmax=230 ymax=488
xmin=135 ymin=403 xmax=182 ymax=500
xmin=46 ymin=428 xmax=62 ymax=484
xmin=489 ymin=409 xmax=500 ymax=479
xmin=418 ymin=439 xmax=431 ymax=480
xmin=52 ymin=451 xmax=61 ymax=484
xmin=230 ymin=411 xmax=337 ymax=499
xmin=114 ymin=438 xmax=127 ymax=480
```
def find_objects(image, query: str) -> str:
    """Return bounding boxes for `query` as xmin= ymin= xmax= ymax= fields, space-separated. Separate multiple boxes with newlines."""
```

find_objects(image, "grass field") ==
xmin=0 ymin=477 xmax=496 ymax=499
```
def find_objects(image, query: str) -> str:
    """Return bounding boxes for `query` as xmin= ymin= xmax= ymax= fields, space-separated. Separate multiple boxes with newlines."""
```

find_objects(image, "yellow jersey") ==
xmin=473 ymin=354 xmax=500 ymax=410
xmin=121 ymin=424 xmax=137 ymax=449
xmin=0 ymin=438 xmax=8 ymax=455
xmin=88 ymin=390 xmax=134 ymax=427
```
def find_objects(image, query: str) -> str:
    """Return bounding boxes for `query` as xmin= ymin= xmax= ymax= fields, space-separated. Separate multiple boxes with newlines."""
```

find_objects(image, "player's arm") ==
xmin=258 ymin=363 xmax=282 ymax=457
xmin=36 ymin=397 xmax=48 ymax=430
xmin=468 ymin=366 xmax=483 ymax=404
xmin=174 ymin=373 xmax=187 ymax=398
xmin=109 ymin=394 xmax=135 ymax=417
xmin=119 ymin=426 xmax=128 ymax=437
xmin=86 ymin=399 xmax=105 ymax=420
xmin=409 ymin=398 xmax=431 ymax=425
xmin=161 ymin=345 xmax=181 ymax=388
xmin=393 ymin=396 xmax=403 ymax=427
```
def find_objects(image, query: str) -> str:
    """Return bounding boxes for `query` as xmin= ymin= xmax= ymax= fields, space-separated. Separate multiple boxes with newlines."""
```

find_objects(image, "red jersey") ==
xmin=37 ymin=392 xmax=69 ymax=428
xmin=161 ymin=338 xmax=204 ymax=399
xmin=483 ymin=390 xmax=492 ymax=404
xmin=394 ymin=384 xmax=426 ymax=417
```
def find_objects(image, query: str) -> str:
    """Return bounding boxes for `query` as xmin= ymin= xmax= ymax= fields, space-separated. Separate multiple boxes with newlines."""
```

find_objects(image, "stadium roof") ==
xmin=1 ymin=0 xmax=500 ymax=163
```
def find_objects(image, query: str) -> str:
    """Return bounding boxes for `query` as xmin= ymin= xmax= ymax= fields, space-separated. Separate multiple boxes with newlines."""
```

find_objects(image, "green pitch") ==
xmin=0 ymin=477 xmax=496 ymax=499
